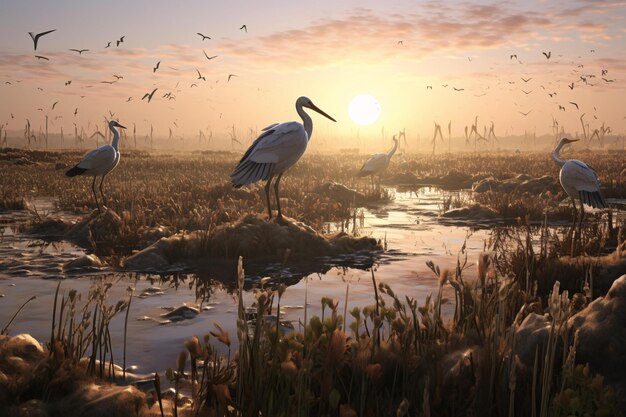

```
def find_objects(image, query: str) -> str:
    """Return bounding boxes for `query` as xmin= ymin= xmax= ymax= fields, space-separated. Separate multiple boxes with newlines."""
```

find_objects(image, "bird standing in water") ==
xmin=231 ymin=96 xmax=336 ymax=220
xmin=66 ymin=120 xmax=126 ymax=211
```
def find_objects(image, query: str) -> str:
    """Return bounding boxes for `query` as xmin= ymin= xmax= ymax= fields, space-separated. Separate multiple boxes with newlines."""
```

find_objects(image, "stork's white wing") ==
xmin=245 ymin=121 xmax=307 ymax=164
xmin=359 ymin=153 xmax=388 ymax=173
xmin=561 ymin=159 xmax=601 ymax=192
xmin=76 ymin=145 xmax=116 ymax=170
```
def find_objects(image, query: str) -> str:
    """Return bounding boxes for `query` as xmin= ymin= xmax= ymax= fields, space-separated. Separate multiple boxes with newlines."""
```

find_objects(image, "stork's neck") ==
xmin=297 ymin=104 xmax=313 ymax=140
xmin=551 ymin=141 xmax=566 ymax=167
xmin=388 ymin=140 xmax=398 ymax=158
xmin=110 ymin=126 xmax=120 ymax=150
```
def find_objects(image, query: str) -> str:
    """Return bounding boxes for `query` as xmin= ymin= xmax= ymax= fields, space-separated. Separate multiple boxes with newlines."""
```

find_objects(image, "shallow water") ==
xmin=0 ymin=188 xmax=520 ymax=374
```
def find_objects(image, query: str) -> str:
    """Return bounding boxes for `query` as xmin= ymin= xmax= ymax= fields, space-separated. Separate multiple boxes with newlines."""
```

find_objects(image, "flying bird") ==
xmin=230 ymin=97 xmax=336 ymax=220
xmin=153 ymin=61 xmax=160 ymax=73
xmin=142 ymin=88 xmax=157 ymax=102
xmin=521 ymin=90 xmax=532 ymax=95
xmin=356 ymin=136 xmax=398 ymax=190
xmin=239 ymin=25 xmax=247 ymax=32
xmin=52 ymin=101 xmax=59 ymax=111
xmin=29 ymin=29 xmax=56 ymax=51
xmin=116 ymin=36 xmax=125 ymax=46
xmin=126 ymin=97 xmax=132 ymax=102
xmin=397 ymin=40 xmax=403 ymax=45
xmin=105 ymin=42 xmax=111 ymax=48
xmin=518 ymin=110 xmax=532 ymax=116
xmin=558 ymin=105 xmax=566 ymax=111
xmin=228 ymin=74 xmax=237 ymax=82
xmin=521 ymin=77 xmax=532 ymax=83
xmin=569 ymin=101 xmax=579 ymax=110
xmin=197 ymin=69 xmax=206 ymax=81
xmin=442 ymin=84 xmax=448 ymax=88
xmin=568 ymin=83 xmax=574 ymax=90
xmin=197 ymin=32 xmax=211 ymax=40
xmin=510 ymin=54 xmax=517 ymax=60
xmin=551 ymin=138 xmax=608 ymax=232
xmin=542 ymin=51 xmax=551 ymax=59
xmin=35 ymin=55 xmax=49 ymax=60
xmin=69 ymin=49 xmax=89 ymax=54
xmin=66 ymin=120 xmax=127 ymax=211
xmin=426 ymin=86 xmax=432 ymax=90
xmin=602 ymin=78 xmax=615 ymax=83
xmin=74 ymin=108 xmax=78 ymax=116
xmin=203 ymin=50 xmax=218 ymax=60
xmin=453 ymin=87 xmax=464 ymax=91
xmin=65 ymin=80 xmax=71 ymax=86
xmin=601 ymin=69 xmax=607 ymax=76
xmin=113 ymin=74 xmax=123 ymax=80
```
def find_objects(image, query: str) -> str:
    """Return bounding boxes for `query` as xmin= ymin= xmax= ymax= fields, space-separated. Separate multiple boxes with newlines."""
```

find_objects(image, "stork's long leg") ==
xmin=570 ymin=199 xmax=578 ymax=257
xmin=264 ymin=175 xmax=274 ymax=219
xmin=91 ymin=176 xmax=101 ymax=212
xmin=274 ymin=172 xmax=284 ymax=220
xmin=99 ymin=174 xmax=108 ymax=208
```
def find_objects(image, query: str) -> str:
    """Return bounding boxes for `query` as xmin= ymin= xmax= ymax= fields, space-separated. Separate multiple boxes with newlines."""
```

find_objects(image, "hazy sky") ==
xmin=1 ymin=0 xmax=625 ymax=147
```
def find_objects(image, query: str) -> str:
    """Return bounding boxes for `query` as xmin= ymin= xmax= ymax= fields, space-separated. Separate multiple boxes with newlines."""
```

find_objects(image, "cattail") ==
xmin=438 ymin=268 xmax=450 ymax=287
xmin=210 ymin=322 xmax=231 ymax=347
xmin=326 ymin=329 xmax=347 ymax=367
xmin=366 ymin=363 xmax=383 ymax=381
xmin=396 ymin=398 xmax=410 ymax=417
xmin=339 ymin=404 xmax=358 ymax=417
xmin=212 ymin=383 xmax=232 ymax=406
xmin=478 ymin=252 xmax=490 ymax=287
xmin=185 ymin=335 xmax=202 ymax=358
xmin=176 ymin=350 xmax=188 ymax=373
xmin=281 ymin=360 xmax=298 ymax=378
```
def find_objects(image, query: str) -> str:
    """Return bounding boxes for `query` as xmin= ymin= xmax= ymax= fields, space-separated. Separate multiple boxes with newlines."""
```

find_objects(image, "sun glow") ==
xmin=348 ymin=95 xmax=381 ymax=126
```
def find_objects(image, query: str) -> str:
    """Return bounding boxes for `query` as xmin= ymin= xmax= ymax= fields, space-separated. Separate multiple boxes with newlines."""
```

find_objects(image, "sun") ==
xmin=348 ymin=95 xmax=381 ymax=126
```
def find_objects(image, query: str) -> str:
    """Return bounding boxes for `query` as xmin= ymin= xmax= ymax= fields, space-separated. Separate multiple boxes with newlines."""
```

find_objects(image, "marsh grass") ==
xmin=175 ymin=226 xmax=622 ymax=416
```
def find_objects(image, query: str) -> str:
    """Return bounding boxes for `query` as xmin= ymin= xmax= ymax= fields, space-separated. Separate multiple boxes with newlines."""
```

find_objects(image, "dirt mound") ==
xmin=0 ymin=334 xmax=149 ymax=417
xmin=387 ymin=170 xmax=474 ymax=189
xmin=66 ymin=210 xmax=123 ymax=246
xmin=473 ymin=174 xmax=560 ymax=194
xmin=315 ymin=182 xmax=366 ymax=205
xmin=440 ymin=204 xmax=499 ymax=221
xmin=568 ymin=274 xmax=626 ymax=406
xmin=124 ymin=214 xmax=382 ymax=271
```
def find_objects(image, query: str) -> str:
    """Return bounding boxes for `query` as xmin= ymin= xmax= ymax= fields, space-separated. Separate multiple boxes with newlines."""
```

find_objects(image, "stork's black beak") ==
xmin=309 ymin=103 xmax=336 ymax=122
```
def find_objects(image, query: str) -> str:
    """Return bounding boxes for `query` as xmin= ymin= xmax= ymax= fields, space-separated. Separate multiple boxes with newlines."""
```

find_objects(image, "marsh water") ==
xmin=0 ymin=188 xmax=540 ymax=374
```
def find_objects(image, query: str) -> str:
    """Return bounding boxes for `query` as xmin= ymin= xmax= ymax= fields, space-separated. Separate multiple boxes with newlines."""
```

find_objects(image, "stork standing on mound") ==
xmin=551 ymin=137 xmax=608 ymax=234
xmin=356 ymin=135 xmax=398 ymax=190
xmin=66 ymin=120 xmax=126 ymax=211
xmin=230 ymin=96 xmax=336 ymax=220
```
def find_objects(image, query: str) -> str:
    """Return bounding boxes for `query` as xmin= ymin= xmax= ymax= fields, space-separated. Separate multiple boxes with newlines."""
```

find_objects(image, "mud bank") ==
xmin=123 ymin=214 xmax=382 ymax=271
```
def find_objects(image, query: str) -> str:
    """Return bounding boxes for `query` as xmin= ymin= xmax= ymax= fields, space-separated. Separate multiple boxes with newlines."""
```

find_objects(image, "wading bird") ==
xmin=356 ymin=135 xmax=398 ymax=190
xmin=29 ymin=29 xmax=56 ymax=50
xmin=230 ymin=96 xmax=336 ymax=220
xmin=551 ymin=137 xmax=607 ymax=233
xmin=66 ymin=120 xmax=127 ymax=211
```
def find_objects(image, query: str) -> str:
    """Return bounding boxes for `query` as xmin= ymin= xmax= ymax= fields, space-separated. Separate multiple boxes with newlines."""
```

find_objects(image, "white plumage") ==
xmin=66 ymin=120 xmax=126 ymax=210
xmin=356 ymin=136 xmax=398 ymax=188
xmin=551 ymin=137 xmax=607 ymax=210
xmin=231 ymin=96 xmax=336 ymax=219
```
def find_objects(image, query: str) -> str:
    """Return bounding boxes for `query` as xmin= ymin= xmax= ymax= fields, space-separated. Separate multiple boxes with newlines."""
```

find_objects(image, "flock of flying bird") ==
xmin=19 ymin=26 xmax=246 ymax=123
xmin=9 ymin=27 xmax=619 ymax=225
